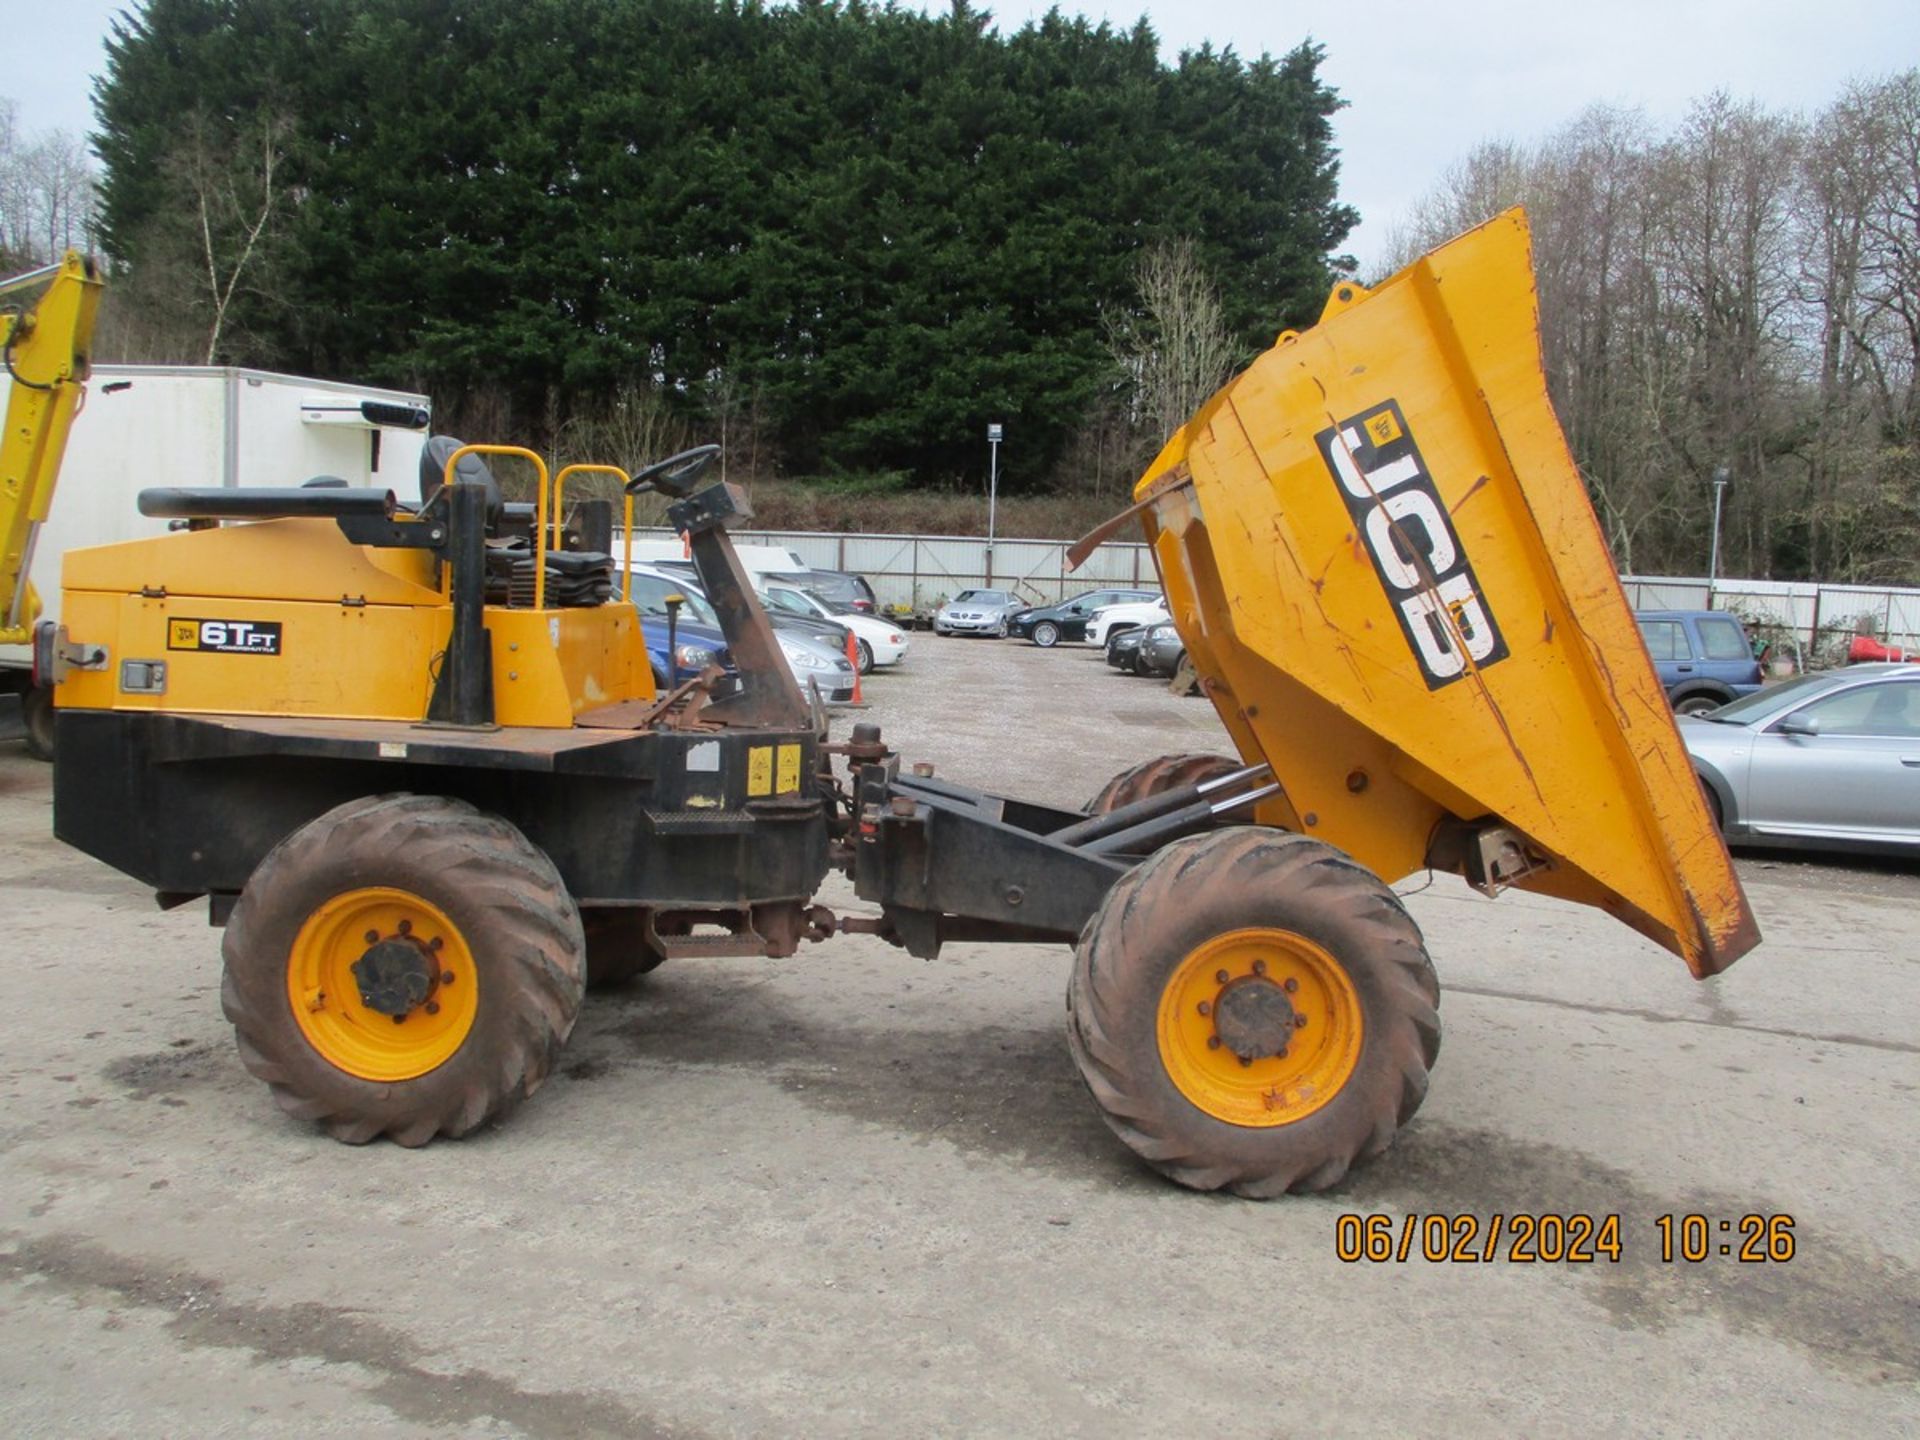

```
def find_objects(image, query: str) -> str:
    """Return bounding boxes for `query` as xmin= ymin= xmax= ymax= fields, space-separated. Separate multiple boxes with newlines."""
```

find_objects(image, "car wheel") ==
xmin=1699 ymin=777 xmax=1725 ymax=832
xmin=1033 ymin=621 xmax=1060 ymax=648
xmin=855 ymin=639 xmax=874 ymax=674
xmin=1675 ymin=694 xmax=1725 ymax=717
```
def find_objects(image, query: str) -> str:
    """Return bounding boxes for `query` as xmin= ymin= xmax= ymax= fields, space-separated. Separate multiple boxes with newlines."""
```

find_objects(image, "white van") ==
xmin=621 ymin=538 xmax=808 ymax=581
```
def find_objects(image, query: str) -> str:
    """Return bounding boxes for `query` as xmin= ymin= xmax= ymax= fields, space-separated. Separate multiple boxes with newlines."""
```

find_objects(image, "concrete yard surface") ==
xmin=1 ymin=635 xmax=1916 ymax=1437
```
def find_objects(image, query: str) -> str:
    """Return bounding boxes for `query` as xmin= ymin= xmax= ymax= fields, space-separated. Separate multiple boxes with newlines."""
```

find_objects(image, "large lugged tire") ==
xmin=221 ymin=793 xmax=587 ymax=1146
xmin=1085 ymin=752 xmax=1242 ymax=815
xmin=1066 ymin=828 xmax=1440 ymax=1196
xmin=582 ymin=908 xmax=668 ymax=988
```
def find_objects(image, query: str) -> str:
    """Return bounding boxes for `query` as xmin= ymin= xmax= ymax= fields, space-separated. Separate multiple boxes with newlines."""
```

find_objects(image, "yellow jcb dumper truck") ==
xmin=42 ymin=211 xmax=1757 ymax=1195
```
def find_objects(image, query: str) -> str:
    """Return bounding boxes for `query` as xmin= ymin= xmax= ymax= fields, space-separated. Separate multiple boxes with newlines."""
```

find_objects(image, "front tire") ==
xmin=1033 ymin=621 xmax=1060 ymax=648
xmin=854 ymin=639 xmax=875 ymax=673
xmin=221 ymin=794 xmax=586 ymax=1146
xmin=1086 ymin=752 xmax=1242 ymax=815
xmin=1066 ymin=828 xmax=1440 ymax=1196
xmin=1675 ymin=693 xmax=1726 ymax=716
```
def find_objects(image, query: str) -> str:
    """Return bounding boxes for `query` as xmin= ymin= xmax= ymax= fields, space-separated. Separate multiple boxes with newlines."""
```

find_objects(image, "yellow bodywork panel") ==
xmin=2 ymin=251 xmax=105 ymax=644
xmin=1139 ymin=209 xmax=1758 ymax=977
xmin=57 ymin=513 xmax=652 ymax=724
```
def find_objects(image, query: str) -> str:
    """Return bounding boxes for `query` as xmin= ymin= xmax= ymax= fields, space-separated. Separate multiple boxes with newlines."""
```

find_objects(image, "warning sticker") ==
xmin=747 ymin=746 xmax=774 ymax=798
xmin=776 ymin=743 xmax=802 ymax=795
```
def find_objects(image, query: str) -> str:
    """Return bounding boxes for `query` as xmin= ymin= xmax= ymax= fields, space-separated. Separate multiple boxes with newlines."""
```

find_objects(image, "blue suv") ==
xmin=1636 ymin=610 xmax=1763 ymax=715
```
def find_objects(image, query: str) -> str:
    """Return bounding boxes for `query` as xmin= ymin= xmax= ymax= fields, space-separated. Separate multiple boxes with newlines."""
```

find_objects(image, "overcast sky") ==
xmin=9 ymin=0 xmax=1916 ymax=269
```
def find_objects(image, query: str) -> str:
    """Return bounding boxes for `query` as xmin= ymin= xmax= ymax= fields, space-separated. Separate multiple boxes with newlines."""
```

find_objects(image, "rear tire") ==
xmin=1066 ymin=828 xmax=1440 ymax=1196
xmin=22 ymin=685 xmax=54 ymax=762
xmin=1033 ymin=621 xmax=1060 ymax=648
xmin=1086 ymin=752 xmax=1242 ymax=815
xmin=583 ymin=908 xmax=668 ymax=988
xmin=1675 ymin=693 xmax=1725 ymax=716
xmin=221 ymin=794 xmax=586 ymax=1146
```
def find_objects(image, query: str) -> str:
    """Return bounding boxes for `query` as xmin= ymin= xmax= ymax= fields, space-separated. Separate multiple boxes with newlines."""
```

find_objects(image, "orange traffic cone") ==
xmin=845 ymin=628 xmax=864 ymax=704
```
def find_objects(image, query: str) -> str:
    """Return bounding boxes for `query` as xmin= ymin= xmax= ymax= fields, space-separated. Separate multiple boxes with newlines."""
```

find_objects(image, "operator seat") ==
xmin=419 ymin=434 xmax=503 ymax=526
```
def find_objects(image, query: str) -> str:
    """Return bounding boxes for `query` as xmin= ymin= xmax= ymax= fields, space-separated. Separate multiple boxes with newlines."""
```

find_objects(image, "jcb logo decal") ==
xmin=166 ymin=618 xmax=284 ymax=655
xmin=1315 ymin=400 xmax=1507 ymax=689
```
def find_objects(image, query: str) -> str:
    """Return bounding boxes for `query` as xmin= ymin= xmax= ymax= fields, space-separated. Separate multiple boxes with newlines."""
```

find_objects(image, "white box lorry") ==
xmin=1 ymin=365 xmax=431 ymax=755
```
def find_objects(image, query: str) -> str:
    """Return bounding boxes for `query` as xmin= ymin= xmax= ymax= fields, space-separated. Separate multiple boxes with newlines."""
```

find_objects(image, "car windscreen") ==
xmin=628 ymin=572 xmax=719 ymax=627
xmin=1707 ymin=671 xmax=1839 ymax=723
xmin=955 ymin=591 xmax=1008 ymax=604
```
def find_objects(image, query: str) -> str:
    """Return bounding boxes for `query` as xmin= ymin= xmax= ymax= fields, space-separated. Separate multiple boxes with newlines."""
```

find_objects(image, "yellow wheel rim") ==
xmin=287 ymin=887 xmax=479 ymax=1082
xmin=1156 ymin=928 xmax=1363 ymax=1127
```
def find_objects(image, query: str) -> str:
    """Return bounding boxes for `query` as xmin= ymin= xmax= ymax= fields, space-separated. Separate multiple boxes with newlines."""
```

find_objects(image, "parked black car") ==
xmin=1009 ymin=587 xmax=1160 ymax=647
xmin=1138 ymin=621 xmax=1184 ymax=678
xmin=1106 ymin=625 xmax=1150 ymax=673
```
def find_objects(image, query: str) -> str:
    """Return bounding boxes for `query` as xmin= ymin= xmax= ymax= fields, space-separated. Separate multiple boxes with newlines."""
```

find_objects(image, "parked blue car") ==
xmin=628 ymin=567 xmax=734 ymax=685
xmin=1635 ymin=610 xmax=1764 ymax=715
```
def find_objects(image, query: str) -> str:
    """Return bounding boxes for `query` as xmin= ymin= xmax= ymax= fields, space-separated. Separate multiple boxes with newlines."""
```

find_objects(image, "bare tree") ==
xmin=0 ymin=97 xmax=99 ymax=269
xmin=1379 ymin=76 xmax=1920 ymax=586
xmin=1108 ymin=238 xmax=1238 ymax=444
xmin=170 ymin=109 xmax=289 ymax=363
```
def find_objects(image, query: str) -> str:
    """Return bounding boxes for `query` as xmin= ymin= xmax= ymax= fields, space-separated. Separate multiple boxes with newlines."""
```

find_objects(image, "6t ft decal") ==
xmin=167 ymin=618 xmax=284 ymax=655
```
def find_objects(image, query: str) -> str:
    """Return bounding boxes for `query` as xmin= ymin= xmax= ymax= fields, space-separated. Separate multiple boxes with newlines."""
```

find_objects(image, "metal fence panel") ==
xmin=616 ymin=527 xmax=1920 ymax=644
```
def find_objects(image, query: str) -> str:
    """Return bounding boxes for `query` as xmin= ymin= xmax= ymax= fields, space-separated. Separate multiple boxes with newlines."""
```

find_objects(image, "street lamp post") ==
xmin=986 ymin=422 xmax=1003 ymax=583
xmin=1708 ymin=465 xmax=1730 ymax=600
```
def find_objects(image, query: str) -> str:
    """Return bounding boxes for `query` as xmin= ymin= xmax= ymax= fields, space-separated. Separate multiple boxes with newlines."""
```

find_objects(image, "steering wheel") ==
xmin=624 ymin=443 xmax=721 ymax=497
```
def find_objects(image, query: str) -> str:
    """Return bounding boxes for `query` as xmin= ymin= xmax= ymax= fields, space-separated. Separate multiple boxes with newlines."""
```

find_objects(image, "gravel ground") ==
xmin=1 ymin=632 xmax=1916 ymax=1437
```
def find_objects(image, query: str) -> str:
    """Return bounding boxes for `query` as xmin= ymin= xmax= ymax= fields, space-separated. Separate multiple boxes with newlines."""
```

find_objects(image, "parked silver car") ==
xmin=933 ymin=588 xmax=1018 ymax=637
xmin=1681 ymin=664 xmax=1920 ymax=853
xmin=778 ymin=629 xmax=858 ymax=704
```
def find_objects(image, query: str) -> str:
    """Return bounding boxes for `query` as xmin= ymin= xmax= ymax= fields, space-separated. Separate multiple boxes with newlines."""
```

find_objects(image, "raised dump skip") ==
xmin=1139 ymin=208 xmax=1760 ymax=977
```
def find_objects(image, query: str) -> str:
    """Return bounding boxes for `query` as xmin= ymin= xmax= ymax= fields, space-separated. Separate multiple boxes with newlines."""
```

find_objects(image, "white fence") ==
xmin=1617 ymin=576 xmax=1920 ymax=655
xmin=629 ymin=525 xmax=1920 ymax=650
xmin=627 ymin=527 xmax=1158 ymax=609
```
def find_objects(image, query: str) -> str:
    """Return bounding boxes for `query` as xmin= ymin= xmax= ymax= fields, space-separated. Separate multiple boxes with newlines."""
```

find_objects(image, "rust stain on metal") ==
xmin=1449 ymin=473 xmax=1491 ymax=516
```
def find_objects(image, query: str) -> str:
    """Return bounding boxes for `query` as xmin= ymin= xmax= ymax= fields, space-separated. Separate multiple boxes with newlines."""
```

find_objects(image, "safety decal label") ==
xmin=166 ymin=619 xmax=284 ymax=655
xmin=1314 ymin=400 xmax=1508 ymax=689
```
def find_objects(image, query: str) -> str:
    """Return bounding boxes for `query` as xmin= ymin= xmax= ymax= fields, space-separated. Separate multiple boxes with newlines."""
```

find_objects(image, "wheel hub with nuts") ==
xmin=351 ymin=937 xmax=440 ymax=1017
xmin=1156 ymin=927 xmax=1363 ymax=1128
xmin=1211 ymin=974 xmax=1299 ymax=1061
xmin=287 ymin=887 xmax=478 ymax=1082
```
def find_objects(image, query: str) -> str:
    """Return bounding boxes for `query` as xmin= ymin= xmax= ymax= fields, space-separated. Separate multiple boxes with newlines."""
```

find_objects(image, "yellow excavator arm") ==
xmin=2 ymin=251 xmax=105 ymax=645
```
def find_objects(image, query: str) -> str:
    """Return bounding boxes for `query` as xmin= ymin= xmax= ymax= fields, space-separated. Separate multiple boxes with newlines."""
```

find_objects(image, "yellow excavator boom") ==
xmin=2 ymin=251 xmax=105 ymax=645
xmin=1139 ymin=208 xmax=1759 ymax=977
